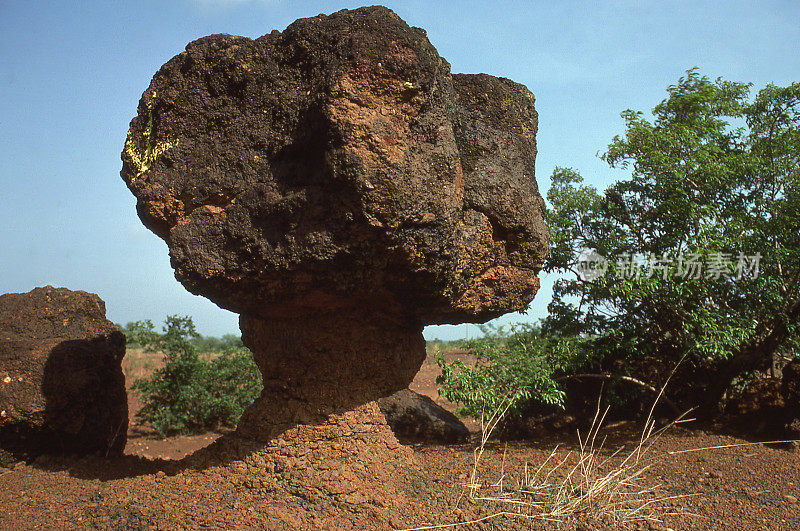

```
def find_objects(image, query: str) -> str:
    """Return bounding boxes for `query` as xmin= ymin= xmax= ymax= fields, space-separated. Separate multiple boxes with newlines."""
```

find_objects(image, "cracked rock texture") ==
xmin=121 ymin=5 xmax=548 ymax=442
xmin=0 ymin=286 xmax=128 ymax=461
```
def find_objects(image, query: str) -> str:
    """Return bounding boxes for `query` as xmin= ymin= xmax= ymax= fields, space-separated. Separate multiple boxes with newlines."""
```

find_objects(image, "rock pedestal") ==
xmin=236 ymin=312 xmax=425 ymax=441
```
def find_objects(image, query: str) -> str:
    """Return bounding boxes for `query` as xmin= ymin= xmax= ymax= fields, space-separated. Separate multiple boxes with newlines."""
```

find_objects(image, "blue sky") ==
xmin=1 ymin=1 xmax=798 ymax=340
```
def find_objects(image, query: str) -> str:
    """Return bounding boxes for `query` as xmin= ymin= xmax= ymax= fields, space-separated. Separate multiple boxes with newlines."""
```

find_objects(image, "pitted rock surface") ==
xmin=121 ymin=6 xmax=547 ymax=324
xmin=0 ymin=286 xmax=128 ymax=460
xmin=121 ymin=5 xmax=548 ymax=441
xmin=186 ymin=402 xmax=413 ymax=505
xmin=236 ymin=311 xmax=425 ymax=439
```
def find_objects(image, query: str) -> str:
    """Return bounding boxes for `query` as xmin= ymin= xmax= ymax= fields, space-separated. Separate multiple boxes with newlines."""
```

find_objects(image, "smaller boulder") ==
xmin=378 ymin=389 xmax=469 ymax=444
xmin=782 ymin=360 xmax=800 ymax=437
xmin=0 ymin=286 xmax=128 ymax=461
xmin=725 ymin=377 xmax=785 ymax=437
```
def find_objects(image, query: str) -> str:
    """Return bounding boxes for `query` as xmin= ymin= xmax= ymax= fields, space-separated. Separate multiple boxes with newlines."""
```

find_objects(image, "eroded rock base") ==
xmin=185 ymin=402 xmax=413 ymax=506
xmin=237 ymin=312 xmax=426 ymax=441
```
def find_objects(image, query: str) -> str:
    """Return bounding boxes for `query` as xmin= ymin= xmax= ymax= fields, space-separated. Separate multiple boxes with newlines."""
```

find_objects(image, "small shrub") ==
xmin=437 ymin=323 xmax=681 ymax=431
xmin=131 ymin=316 xmax=262 ymax=437
xmin=436 ymin=324 xmax=565 ymax=422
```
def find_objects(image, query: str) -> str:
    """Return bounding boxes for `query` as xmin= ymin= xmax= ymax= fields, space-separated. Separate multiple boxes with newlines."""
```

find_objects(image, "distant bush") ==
xmin=190 ymin=333 xmax=244 ymax=353
xmin=119 ymin=320 xmax=160 ymax=349
xmin=120 ymin=321 xmax=244 ymax=353
xmin=425 ymin=338 xmax=468 ymax=354
xmin=129 ymin=316 xmax=262 ymax=437
xmin=436 ymin=323 xmax=565 ymax=421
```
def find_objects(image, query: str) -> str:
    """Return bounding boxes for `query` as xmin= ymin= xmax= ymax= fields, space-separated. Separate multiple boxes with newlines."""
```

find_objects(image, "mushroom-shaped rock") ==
xmin=121 ymin=6 xmax=548 ymax=443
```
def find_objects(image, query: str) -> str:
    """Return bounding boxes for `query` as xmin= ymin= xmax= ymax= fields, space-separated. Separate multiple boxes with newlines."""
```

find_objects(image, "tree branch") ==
xmin=554 ymin=373 xmax=681 ymax=416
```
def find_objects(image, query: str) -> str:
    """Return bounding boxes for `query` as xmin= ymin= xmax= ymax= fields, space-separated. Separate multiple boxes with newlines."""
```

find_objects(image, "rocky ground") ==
xmin=1 ymin=350 xmax=799 ymax=530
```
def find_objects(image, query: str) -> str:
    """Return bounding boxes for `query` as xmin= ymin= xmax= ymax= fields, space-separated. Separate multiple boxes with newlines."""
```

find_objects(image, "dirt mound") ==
xmin=0 ymin=286 xmax=127 ymax=462
xmin=186 ymin=403 xmax=412 ymax=508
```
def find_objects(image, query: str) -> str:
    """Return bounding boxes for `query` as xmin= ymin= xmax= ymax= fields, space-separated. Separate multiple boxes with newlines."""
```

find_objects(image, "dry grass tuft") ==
xmin=122 ymin=347 xmax=223 ymax=383
xmin=122 ymin=347 xmax=163 ymax=382
xmin=403 ymin=387 xmax=693 ymax=530
xmin=461 ymin=400 xmax=691 ymax=525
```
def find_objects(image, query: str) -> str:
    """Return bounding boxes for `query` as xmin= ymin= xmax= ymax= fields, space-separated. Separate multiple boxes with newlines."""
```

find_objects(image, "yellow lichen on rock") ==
xmin=124 ymin=91 xmax=178 ymax=180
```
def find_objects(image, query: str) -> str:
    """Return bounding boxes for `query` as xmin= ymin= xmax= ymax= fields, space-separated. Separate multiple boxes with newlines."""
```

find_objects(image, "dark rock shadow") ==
xmin=2 ymin=335 xmax=128 ymax=464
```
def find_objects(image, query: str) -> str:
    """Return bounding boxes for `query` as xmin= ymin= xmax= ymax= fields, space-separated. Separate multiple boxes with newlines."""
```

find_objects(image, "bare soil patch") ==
xmin=1 ymin=349 xmax=799 ymax=529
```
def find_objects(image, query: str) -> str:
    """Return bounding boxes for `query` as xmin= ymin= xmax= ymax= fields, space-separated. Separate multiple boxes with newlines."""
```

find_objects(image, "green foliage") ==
xmin=130 ymin=316 xmax=262 ymax=437
xmin=544 ymin=69 xmax=800 ymax=413
xmin=119 ymin=319 xmax=160 ymax=349
xmin=120 ymin=320 xmax=244 ymax=353
xmin=436 ymin=324 xmax=565 ymax=420
xmin=190 ymin=333 xmax=244 ymax=353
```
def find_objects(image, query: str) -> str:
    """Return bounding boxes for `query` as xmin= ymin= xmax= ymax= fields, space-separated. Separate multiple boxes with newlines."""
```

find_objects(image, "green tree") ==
xmin=119 ymin=319 xmax=160 ymax=348
xmin=131 ymin=316 xmax=262 ymax=436
xmin=436 ymin=323 xmax=565 ymax=421
xmin=545 ymin=69 xmax=800 ymax=417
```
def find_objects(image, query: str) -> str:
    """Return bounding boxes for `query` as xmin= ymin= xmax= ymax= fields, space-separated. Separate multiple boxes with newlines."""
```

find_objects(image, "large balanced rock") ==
xmin=0 ymin=286 xmax=128 ymax=461
xmin=121 ymin=6 xmax=548 ymax=443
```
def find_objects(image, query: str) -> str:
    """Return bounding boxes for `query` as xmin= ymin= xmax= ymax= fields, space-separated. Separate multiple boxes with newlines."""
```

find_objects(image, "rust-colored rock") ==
xmin=0 ymin=286 xmax=128 ymax=460
xmin=121 ymin=6 xmax=548 ymax=444
xmin=236 ymin=311 xmax=425 ymax=440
